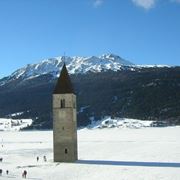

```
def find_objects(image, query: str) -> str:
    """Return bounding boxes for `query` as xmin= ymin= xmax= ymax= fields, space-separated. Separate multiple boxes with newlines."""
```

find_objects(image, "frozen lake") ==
xmin=0 ymin=127 xmax=180 ymax=179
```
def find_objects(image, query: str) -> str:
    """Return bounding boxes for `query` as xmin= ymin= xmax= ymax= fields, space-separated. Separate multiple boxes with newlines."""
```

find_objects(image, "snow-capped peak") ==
xmin=6 ymin=54 xmax=134 ymax=81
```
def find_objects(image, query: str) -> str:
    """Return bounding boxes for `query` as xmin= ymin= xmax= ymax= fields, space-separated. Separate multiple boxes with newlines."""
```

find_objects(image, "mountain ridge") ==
xmin=0 ymin=53 xmax=172 ymax=87
xmin=2 ymin=54 xmax=132 ymax=82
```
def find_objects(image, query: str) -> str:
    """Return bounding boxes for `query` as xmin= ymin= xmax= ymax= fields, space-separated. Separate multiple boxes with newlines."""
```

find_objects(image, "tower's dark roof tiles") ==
xmin=53 ymin=63 xmax=74 ymax=94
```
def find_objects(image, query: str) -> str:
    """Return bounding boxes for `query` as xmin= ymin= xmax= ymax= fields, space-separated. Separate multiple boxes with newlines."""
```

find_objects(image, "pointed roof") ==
xmin=53 ymin=63 xmax=74 ymax=94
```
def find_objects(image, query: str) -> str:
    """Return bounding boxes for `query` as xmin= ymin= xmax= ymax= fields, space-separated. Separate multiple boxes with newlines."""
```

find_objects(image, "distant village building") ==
xmin=53 ymin=63 xmax=78 ymax=162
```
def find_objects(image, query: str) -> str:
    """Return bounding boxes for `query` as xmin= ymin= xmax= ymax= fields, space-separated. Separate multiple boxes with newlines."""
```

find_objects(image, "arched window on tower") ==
xmin=65 ymin=148 xmax=68 ymax=154
xmin=60 ymin=99 xmax=65 ymax=108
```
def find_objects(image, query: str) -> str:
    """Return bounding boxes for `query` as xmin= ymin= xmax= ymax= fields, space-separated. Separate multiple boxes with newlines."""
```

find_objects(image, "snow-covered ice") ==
xmin=0 ymin=127 xmax=180 ymax=179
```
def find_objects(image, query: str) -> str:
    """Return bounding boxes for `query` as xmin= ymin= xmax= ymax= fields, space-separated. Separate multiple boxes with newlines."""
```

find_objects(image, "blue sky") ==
xmin=0 ymin=0 xmax=180 ymax=77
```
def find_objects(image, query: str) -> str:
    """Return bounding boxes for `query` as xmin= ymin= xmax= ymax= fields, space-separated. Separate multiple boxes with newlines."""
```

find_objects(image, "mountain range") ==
xmin=0 ymin=54 xmax=133 ymax=85
xmin=0 ymin=54 xmax=179 ymax=129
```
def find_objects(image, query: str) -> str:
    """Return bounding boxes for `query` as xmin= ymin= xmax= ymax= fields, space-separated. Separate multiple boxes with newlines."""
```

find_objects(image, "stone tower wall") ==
xmin=53 ymin=94 xmax=77 ymax=162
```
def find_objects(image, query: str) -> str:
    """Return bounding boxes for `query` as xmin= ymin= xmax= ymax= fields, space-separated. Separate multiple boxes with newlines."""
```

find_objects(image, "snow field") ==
xmin=0 ymin=127 xmax=180 ymax=179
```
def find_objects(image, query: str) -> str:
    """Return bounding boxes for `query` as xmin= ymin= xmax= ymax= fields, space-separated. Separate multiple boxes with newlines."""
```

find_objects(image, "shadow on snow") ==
xmin=76 ymin=160 xmax=180 ymax=168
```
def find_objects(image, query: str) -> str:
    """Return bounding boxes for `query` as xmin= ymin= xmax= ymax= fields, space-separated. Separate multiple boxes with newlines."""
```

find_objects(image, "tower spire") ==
xmin=53 ymin=63 xmax=74 ymax=94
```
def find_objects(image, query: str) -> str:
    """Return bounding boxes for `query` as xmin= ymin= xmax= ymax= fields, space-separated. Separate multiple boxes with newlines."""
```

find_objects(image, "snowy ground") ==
xmin=0 ymin=118 xmax=32 ymax=131
xmin=0 ymin=127 xmax=180 ymax=179
xmin=88 ymin=117 xmax=154 ymax=129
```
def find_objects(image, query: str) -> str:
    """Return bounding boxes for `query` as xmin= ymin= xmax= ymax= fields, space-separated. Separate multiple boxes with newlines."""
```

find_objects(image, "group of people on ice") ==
xmin=0 ymin=169 xmax=9 ymax=176
xmin=37 ymin=155 xmax=47 ymax=162
xmin=0 ymin=168 xmax=27 ymax=178
xmin=0 ymin=155 xmax=48 ymax=178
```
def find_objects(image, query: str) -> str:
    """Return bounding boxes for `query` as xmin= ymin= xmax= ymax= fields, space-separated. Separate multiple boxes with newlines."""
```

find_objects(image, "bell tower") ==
xmin=53 ymin=63 xmax=77 ymax=162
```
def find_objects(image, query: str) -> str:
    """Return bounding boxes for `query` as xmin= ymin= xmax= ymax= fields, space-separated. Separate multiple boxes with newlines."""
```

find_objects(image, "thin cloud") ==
xmin=132 ymin=0 xmax=157 ymax=10
xmin=93 ymin=0 xmax=104 ymax=8
xmin=170 ymin=0 xmax=180 ymax=3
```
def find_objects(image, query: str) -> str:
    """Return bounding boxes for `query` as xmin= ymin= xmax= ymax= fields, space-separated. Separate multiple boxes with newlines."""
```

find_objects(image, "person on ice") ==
xmin=43 ymin=155 xmax=47 ymax=162
xmin=6 ymin=170 xmax=9 ymax=175
xmin=0 ymin=169 xmax=2 ymax=176
xmin=22 ymin=170 xmax=27 ymax=178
